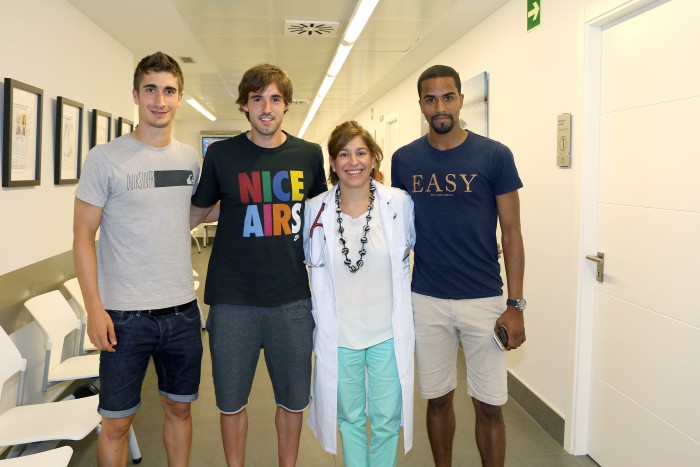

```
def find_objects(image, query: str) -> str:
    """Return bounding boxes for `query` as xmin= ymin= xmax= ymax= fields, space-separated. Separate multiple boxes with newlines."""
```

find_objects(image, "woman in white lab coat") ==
xmin=303 ymin=121 xmax=415 ymax=467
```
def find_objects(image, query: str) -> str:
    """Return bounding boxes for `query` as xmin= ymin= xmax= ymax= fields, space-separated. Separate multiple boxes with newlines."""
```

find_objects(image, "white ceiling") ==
xmin=67 ymin=0 xmax=507 ymax=144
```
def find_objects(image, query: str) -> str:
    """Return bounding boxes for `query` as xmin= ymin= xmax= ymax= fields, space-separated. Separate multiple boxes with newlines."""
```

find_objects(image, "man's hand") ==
xmin=87 ymin=307 xmax=117 ymax=352
xmin=495 ymin=307 xmax=525 ymax=350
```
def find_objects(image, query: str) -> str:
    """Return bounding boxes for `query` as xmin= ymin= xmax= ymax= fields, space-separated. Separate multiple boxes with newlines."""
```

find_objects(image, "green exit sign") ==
xmin=527 ymin=0 xmax=541 ymax=31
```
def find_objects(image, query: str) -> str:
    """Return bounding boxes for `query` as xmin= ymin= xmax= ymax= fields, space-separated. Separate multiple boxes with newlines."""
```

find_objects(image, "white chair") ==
xmin=0 ymin=446 xmax=72 ymax=466
xmin=23 ymin=291 xmax=100 ymax=393
xmin=202 ymin=221 xmax=217 ymax=247
xmin=62 ymin=278 xmax=97 ymax=354
xmin=0 ymin=326 xmax=99 ymax=460
xmin=191 ymin=228 xmax=201 ymax=253
xmin=193 ymin=269 xmax=206 ymax=330
xmin=23 ymin=291 xmax=142 ymax=463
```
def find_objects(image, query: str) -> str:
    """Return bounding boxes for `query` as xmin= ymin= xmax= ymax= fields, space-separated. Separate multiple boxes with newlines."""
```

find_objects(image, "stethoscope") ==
xmin=307 ymin=203 xmax=327 ymax=268
xmin=307 ymin=196 xmax=402 ymax=267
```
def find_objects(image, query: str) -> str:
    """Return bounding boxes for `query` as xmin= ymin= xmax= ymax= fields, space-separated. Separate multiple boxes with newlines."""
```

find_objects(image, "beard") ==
xmin=430 ymin=115 xmax=454 ymax=134
xmin=251 ymin=115 xmax=282 ymax=136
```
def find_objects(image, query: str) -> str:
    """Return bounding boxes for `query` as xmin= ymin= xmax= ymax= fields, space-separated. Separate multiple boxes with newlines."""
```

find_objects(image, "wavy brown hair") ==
xmin=236 ymin=64 xmax=293 ymax=121
xmin=327 ymin=121 xmax=383 ymax=186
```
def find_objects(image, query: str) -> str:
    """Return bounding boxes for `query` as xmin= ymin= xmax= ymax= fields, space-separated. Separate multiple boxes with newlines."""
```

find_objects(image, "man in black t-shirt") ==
xmin=191 ymin=64 xmax=327 ymax=466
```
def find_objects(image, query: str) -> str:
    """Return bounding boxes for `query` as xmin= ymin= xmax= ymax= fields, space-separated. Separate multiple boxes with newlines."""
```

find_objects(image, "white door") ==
xmin=383 ymin=113 xmax=399 ymax=183
xmin=580 ymin=0 xmax=700 ymax=465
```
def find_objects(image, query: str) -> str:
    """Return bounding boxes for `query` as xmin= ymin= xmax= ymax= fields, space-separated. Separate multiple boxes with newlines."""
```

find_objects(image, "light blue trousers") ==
xmin=337 ymin=339 xmax=402 ymax=467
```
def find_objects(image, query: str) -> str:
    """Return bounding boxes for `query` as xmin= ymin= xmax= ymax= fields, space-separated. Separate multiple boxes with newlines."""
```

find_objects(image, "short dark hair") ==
xmin=327 ymin=121 xmax=383 ymax=186
xmin=417 ymin=65 xmax=461 ymax=97
xmin=133 ymin=52 xmax=184 ymax=93
xmin=236 ymin=64 xmax=293 ymax=120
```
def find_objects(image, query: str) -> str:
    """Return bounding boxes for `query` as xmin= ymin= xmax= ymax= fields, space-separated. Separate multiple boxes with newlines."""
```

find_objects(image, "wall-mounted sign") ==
xmin=527 ymin=0 xmax=541 ymax=32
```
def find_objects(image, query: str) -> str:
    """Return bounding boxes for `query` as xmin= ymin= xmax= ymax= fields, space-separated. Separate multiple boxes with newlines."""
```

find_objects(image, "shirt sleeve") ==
xmin=75 ymin=145 xmax=110 ymax=208
xmin=191 ymin=143 xmax=221 ymax=207
xmin=391 ymin=148 xmax=406 ymax=191
xmin=309 ymin=144 xmax=328 ymax=198
xmin=491 ymin=143 xmax=523 ymax=196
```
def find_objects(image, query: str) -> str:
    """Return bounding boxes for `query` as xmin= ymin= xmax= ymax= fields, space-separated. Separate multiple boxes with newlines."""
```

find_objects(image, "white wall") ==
xmin=350 ymin=0 xmax=595 ymax=445
xmin=0 ymin=0 xmax=134 ymax=275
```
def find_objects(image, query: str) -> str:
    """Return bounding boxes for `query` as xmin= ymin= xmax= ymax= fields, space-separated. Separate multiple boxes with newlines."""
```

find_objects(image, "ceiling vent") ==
xmin=179 ymin=56 xmax=196 ymax=64
xmin=284 ymin=20 xmax=339 ymax=36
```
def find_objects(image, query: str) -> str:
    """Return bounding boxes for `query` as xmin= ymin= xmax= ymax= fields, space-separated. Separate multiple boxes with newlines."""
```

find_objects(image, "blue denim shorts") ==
xmin=207 ymin=298 xmax=314 ymax=414
xmin=98 ymin=299 xmax=203 ymax=418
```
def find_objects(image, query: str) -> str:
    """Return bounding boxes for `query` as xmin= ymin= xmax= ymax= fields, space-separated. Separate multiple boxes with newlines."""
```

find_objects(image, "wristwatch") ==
xmin=506 ymin=298 xmax=527 ymax=312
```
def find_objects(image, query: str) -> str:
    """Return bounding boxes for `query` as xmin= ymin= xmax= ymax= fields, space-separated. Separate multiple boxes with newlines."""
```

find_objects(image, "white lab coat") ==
xmin=303 ymin=182 xmax=415 ymax=455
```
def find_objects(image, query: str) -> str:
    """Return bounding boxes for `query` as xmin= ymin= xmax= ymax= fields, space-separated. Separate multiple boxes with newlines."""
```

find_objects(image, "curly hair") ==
xmin=236 ymin=64 xmax=293 ymax=121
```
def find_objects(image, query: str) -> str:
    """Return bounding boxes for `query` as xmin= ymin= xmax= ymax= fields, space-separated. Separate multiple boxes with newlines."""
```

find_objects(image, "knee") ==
xmin=370 ymin=400 xmax=401 ymax=425
xmin=338 ymin=407 xmax=366 ymax=424
xmin=472 ymin=399 xmax=503 ymax=423
xmin=101 ymin=417 xmax=134 ymax=441
xmin=427 ymin=392 xmax=454 ymax=415
xmin=162 ymin=398 xmax=192 ymax=422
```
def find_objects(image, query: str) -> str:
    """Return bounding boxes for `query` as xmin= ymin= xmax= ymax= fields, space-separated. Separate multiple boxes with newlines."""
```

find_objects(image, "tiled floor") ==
xmin=63 ymin=244 xmax=599 ymax=466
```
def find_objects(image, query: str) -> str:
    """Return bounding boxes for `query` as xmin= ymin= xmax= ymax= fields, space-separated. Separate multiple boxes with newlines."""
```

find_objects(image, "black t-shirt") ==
xmin=192 ymin=132 xmax=327 ymax=306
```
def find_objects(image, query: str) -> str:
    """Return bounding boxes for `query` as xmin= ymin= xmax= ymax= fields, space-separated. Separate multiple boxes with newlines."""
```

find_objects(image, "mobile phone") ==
xmin=493 ymin=325 xmax=508 ymax=351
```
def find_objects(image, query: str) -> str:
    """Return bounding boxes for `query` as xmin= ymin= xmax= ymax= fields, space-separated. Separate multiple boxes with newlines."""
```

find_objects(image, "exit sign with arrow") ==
xmin=527 ymin=0 xmax=541 ymax=31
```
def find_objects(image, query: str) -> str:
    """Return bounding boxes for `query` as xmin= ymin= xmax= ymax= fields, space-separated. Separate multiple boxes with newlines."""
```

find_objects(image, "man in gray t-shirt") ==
xmin=74 ymin=52 xmax=202 ymax=467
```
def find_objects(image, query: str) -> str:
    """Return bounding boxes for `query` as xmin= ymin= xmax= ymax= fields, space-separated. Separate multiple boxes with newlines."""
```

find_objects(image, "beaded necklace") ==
xmin=335 ymin=181 xmax=376 ymax=273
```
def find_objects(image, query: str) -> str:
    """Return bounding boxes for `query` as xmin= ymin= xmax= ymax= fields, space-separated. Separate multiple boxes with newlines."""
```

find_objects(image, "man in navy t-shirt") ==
xmin=392 ymin=65 xmax=526 ymax=467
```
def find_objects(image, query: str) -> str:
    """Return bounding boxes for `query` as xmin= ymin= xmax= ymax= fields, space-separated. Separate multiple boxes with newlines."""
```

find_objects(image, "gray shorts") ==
xmin=412 ymin=293 xmax=508 ymax=406
xmin=207 ymin=298 xmax=314 ymax=414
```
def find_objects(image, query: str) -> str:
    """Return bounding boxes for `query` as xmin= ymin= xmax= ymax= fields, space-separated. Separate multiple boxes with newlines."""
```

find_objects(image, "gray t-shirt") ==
xmin=76 ymin=134 xmax=199 ymax=310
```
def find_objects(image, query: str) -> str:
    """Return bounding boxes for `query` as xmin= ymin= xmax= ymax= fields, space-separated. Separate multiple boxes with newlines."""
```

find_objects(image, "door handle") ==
xmin=585 ymin=252 xmax=605 ymax=282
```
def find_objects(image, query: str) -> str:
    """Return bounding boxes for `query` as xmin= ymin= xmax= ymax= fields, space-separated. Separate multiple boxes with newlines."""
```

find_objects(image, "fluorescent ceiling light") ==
xmin=317 ymin=75 xmax=336 ymax=97
xmin=298 ymin=0 xmax=379 ymax=139
xmin=328 ymin=43 xmax=353 ymax=77
xmin=343 ymin=0 xmax=379 ymax=43
xmin=299 ymin=96 xmax=324 ymax=138
xmin=185 ymin=96 xmax=217 ymax=121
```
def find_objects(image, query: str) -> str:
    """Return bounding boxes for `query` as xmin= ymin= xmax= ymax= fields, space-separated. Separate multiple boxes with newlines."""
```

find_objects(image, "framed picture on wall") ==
xmin=116 ymin=117 xmax=134 ymax=136
xmin=2 ymin=78 xmax=43 ymax=187
xmin=91 ymin=109 xmax=112 ymax=148
xmin=201 ymin=136 xmax=228 ymax=158
xmin=200 ymin=130 xmax=238 ymax=158
xmin=55 ymin=97 xmax=83 ymax=185
xmin=459 ymin=71 xmax=489 ymax=136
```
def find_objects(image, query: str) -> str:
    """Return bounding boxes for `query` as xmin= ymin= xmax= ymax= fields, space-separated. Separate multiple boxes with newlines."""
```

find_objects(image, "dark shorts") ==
xmin=207 ymin=298 xmax=314 ymax=414
xmin=98 ymin=299 xmax=203 ymax=418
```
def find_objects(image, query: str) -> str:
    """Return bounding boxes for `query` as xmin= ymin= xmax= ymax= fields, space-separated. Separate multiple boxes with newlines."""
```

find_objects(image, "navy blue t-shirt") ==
xmin=391 ymin=132 xmax=522 ymax=299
